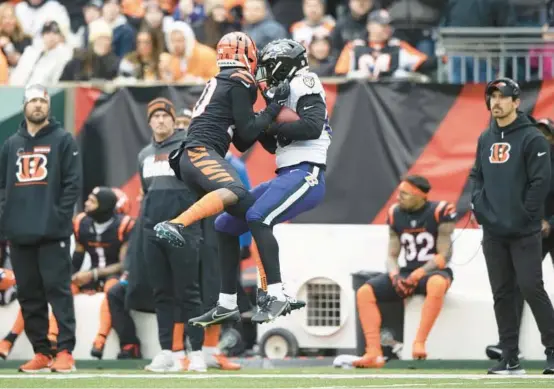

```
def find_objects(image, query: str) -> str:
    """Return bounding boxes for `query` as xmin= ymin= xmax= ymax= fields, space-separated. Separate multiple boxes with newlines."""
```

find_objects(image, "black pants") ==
xmin=107 ymin=281 xmax=139 ymax=347
xmin=10 ymin=240 xmax=76 ymax=356
xmin=510 ymin=233 xmax=554 ymax=332
xmin=483 ymin=231 xmax=554 ymax=357
xmin=144 ymin=228 xmax=204 ymax=351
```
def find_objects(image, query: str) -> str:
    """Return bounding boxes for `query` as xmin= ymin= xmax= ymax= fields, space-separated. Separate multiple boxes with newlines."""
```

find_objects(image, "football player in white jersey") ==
xmin=189 ymin=39 xmax=331 ymax=326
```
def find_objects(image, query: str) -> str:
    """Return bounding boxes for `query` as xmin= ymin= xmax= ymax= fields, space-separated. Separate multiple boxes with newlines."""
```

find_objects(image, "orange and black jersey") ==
xmin=387 ymin=201 xmax=456 ymax=271
xmin=73 ymin=213 xmax=134 ymax=270
xmin=185 ymin=68 xmax=282 ymax=157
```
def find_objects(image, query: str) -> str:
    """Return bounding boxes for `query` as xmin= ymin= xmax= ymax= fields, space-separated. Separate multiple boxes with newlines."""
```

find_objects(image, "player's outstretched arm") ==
xmin=231 ymin=86 xmax=282 ymax=152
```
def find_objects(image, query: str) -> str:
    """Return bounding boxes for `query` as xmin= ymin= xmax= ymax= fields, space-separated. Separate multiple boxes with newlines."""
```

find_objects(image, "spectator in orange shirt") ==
xmin=161 ymin=20 xmax=218 ymax=82
xmin=290 ymin=0 xmax=335 ymax=50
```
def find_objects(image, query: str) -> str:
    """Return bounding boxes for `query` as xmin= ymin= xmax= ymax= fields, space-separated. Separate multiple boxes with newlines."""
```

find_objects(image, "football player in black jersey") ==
xmin=354 ymin=175 xmax=456 ymax=368
xmin=154 ymin=32 xmax=290 ymax=324
xmin=71 ymin=187 xmax=135 ymax=359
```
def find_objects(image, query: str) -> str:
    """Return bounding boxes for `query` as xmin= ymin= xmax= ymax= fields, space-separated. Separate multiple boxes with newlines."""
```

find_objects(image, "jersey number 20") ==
xmin=400 ymin=232 xmax=434 ymax=262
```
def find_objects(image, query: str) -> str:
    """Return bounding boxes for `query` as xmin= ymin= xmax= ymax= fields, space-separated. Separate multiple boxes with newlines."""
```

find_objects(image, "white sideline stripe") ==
xmin=0 ymin=373 xmax=553 ymax=380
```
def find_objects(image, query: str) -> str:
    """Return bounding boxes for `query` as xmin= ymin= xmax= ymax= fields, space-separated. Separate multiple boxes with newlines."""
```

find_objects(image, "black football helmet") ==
xmin=257 ymin=39 xmax=308 ymax=87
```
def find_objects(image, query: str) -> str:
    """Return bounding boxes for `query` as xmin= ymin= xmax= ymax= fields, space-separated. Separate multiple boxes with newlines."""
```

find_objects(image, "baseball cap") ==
xmin=23 ymin=84 xmax=50 ymax=105
xmin=485 ymin=79 xmax=520 ymax=98
xmin=367 ymin=9 xmax=391 ymax=25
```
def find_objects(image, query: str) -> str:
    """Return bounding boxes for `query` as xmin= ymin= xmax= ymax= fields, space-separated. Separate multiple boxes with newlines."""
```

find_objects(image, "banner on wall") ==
xmin=76 ymin=80 xmax=554 ymax=225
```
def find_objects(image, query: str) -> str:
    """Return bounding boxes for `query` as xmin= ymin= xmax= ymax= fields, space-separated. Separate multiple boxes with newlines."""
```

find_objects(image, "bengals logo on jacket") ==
xmin=15 ymin=153 xmax=48 ymax=185
xmin=489 ymin=142 xmax=511 ymax=164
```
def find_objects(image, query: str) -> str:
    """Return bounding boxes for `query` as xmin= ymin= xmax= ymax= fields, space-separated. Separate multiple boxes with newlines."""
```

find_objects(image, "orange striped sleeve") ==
xmin=118 ymin=216 xmax=132 ymax=242
xmin=73 ymin=212 xmax=87 ymax=241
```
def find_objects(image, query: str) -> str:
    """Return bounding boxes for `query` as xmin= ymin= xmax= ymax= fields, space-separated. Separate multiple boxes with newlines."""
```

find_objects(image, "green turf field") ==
xmin=0 ymin=368 xmax=553 ymax=388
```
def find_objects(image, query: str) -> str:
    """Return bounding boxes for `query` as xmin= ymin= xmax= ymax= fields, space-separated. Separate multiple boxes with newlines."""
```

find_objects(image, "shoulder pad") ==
xmin=229 ymin=69 xmax=257 ymax=89
xmin=434 ymin=201 xmax=457 ymax=223
xmin=73 ymin=212 xmax=88 ymax=240
xmin=290 ymin=72 xmax=324 ymax=96
xmin=289 ymin=71 xmax=324 ymax=111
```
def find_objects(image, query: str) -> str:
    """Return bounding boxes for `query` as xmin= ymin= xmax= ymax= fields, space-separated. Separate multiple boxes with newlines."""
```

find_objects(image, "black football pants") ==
xmin=509 ymin=232 xmax=554 ymax=337
xmin=144 ymin=229 xmax=204 ymax=351
xmin=483 ymin=231 xmax=554 ymax=358
xmin=10 ymin=240 xmax=76 ymax=356
xmin=107 ymin=281 xmax=140 ymax=347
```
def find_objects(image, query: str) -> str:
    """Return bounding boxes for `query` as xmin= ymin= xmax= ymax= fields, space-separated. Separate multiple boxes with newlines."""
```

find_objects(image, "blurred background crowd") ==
xmin=0 ymin=0 xmax=549 ymax=87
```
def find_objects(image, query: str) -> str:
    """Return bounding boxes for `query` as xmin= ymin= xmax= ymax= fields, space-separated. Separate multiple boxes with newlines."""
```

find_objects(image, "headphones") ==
xmin=485 ymin=77 xmax=521 ymax=111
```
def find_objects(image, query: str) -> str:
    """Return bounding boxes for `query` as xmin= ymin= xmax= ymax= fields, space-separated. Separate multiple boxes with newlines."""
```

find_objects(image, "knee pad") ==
xmin=214 ymin=214 xmax=243 ymax=236
xmin=426 ymin=275 xmax=449 ymax=297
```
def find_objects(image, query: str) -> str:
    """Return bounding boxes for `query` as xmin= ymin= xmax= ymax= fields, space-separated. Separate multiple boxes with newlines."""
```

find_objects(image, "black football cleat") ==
xmin=154 ymin=221 xmax=187 ymax=248
xmin=189 ymin=305 xmax=241 ymax=328
xmin=544 ymin=348 xmax=554 ymax=374
xmin=487 ymin=356 xmax=525 ymax=375
xmin=252 ymin=295 xmax=290 ymax=323
xmin=117 ymin=344 xmax=142 ymax=360
xmin=257 ymin=288 xmax=305 ymax=316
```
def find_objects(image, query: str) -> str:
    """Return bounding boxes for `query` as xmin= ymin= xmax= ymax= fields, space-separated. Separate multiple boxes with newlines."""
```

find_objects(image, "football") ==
xmin=276 ymin=106 xmax=300 ymax=123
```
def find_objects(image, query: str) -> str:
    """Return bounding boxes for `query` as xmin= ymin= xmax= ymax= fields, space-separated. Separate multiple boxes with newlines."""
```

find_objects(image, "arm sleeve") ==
xmin=59 ymin=134 xmax=82 ymax=222
xmin=258 ymin=132 xmax=277 ymax=154
xmin=72 ymin=250 xmax=85 ymax=273
xmin=271 ymin=94 xmax=326 ymax=141
xmin=469 ymin=134 xmax=484 ymax=202
xmin=524 ymin=135 xmax=551 ymax=217
xmin=231 ymin=85 xmax=281 ymax=152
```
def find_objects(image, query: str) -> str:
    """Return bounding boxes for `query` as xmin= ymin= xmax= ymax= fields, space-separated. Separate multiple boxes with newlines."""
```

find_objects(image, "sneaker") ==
xmin=0 ymin=339 xmax=13 ymax=360
xmin=51 ymin=350 xmax=76 ymax=373
xmin=257 ymin=288 xmax=306 ymax=316
xmin=19 ymin=353 xmax=53 ymax=373
xmin=485 ymin=344 xmax=524 ymax=361
xmin=206 ymin=353 xmax=241 ymax=370
xmin=352 ymin=354 xmax=386 ymax=369
xmin=252 ymin=295 xmax=290 ymax=323
xmin=145 ymin=350 xmax=175 ymax=372
xmin=154 ymin=221 xmax=187 ymax=248
xmin=487 ymin=356 xmax=525 ymax=375
xmin=188 ymin=305 xmax=241 ymax=328
xmin=117 ymin=344 xmax=142 ymax=360
xmin=90 ymin=336 xmax=106 ymax=360
xmin=544 ymin=348 xmax=554 ymax=374
xmin=187 ymin=350 xmax=207 ymax=372
xmin=412 ymin=342 xmax=427 ymax=360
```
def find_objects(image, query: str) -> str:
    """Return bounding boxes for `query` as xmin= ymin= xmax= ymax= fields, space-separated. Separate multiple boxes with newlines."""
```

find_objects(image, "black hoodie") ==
xmin=469 ymin=113 xmax=551 ymax=238
xmin=0 ymin=119 xmax=82 ymax=245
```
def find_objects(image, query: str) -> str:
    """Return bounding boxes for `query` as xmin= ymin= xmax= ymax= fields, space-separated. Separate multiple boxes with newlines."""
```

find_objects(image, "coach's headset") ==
xmin=485 ymin=77 xmax=521 ymax=111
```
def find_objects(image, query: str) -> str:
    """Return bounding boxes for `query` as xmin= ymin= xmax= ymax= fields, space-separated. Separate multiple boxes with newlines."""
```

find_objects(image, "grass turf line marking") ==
xmin=1 ymin=373 xmax=553 ymax=380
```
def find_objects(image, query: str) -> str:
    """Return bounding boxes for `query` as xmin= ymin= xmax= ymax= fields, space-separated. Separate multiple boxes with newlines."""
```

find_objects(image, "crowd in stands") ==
xmin=0 ymin=0 xmax=549 ymax=85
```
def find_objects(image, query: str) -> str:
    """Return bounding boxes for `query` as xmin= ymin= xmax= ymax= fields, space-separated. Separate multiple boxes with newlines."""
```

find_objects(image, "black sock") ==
xmin=217 ymin=231 xmax=240 ymax=294
xmin=5 ymin=332 xmax=18 ymax=344
xmin=248 ymin=221 xmax=281 ymax=285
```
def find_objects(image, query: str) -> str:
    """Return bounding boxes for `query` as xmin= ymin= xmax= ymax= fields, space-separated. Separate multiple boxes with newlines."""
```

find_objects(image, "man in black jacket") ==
xmin=0 ymin=84 xmax=82 ymax=373
xmin=470 ymin=78 xmax=554 ymax=375
xmin=485 ymin=116 xmax=554 ymax=362
xmin=139 ymin=98 xmax=205 ymax=372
